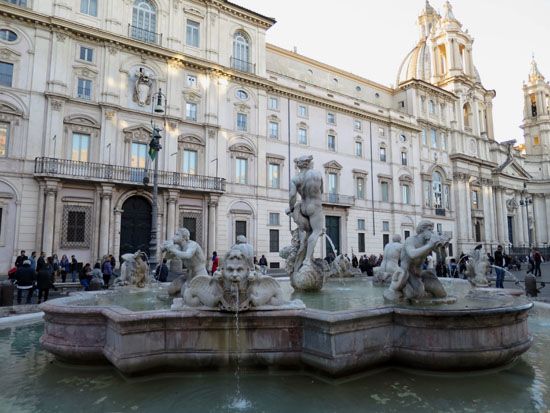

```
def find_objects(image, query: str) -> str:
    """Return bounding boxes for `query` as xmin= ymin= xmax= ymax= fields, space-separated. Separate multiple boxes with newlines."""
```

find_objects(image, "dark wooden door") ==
xmin=325 ymin=215 xmax=340 ymax=256
xmin=120 ymin=196 xmax=152 ymax=259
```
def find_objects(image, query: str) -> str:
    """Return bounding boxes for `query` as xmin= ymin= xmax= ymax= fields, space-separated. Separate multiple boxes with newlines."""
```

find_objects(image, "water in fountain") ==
xmin=490 ymin=265 xmax=520 ymax=285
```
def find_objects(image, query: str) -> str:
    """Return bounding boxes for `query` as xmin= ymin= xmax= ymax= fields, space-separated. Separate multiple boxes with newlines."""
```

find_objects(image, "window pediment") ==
xmin=377 ymin=173 xmax=393 ymax=181
xmin=183 ymin=91 xmax=201 ymax=103
xmin=229 ymin=143 xmax=255 ymax=157
xmin=0 ymin=102 xmax=22 ymax=117
xmin=266 ymin=153 xmax=285 ymax=165
xmin=234 ymin=103 xmax=251 ymax=113
xmin=323 ymin=160 xmax=342 ymax=171
xmin=123 ymin=124 xmax=153 ymax=143
xmin=0 ymin=47 xmax=20 ymax=62
xmin=184 ymin=7 xmax=204 ymax=18
xmin=73 ymin=65 xmax=99 ymax=79
xmin=399 ymin=174 xmax=413 ymax=183
xmin=178 ymin=135 xmax=204 ymax=146
xmin=352 ymin=169 xmax=368 ymax=177
xmin=64 ymin=115 xmax=100 ymax=129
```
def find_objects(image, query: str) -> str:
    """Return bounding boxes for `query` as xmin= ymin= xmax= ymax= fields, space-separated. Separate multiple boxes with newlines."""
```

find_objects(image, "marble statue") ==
xmin=233 ymin=235 xmax=255 ymax=271
xmin=464 ymin=246 xmax=490 ymax=287
xmin=163 ymin=227 xmax=208 ymax=296
xmin=373 ymin=234 xmax=402 ymax=285
xmin=171 ymin=248 xmax=303 ymax=312
xmin=115 ymin=250 xmax=150 ymax=288
xmin=133 ymin=68 xmax=153 ymax=106
xmin=282 ymin=155 xmax=325 ymax=291
xmin=384 ymin=220 xmax=453 ymax=303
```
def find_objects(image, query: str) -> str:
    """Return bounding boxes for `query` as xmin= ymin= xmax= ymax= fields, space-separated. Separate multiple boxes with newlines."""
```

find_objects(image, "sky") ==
xmin=233 ymin=0 xmax=550 ymax=143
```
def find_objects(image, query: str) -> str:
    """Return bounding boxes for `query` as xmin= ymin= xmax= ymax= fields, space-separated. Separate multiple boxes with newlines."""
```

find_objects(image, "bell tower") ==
xmin=522 ymin=57 xmax=550 ymax=157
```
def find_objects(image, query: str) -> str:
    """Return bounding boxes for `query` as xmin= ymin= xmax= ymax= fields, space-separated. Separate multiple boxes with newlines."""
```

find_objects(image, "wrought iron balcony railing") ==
xmin=128 ymin=24 xmax=162 ymax=45
xmin=322 ymin=193 xmax=355 ymax=207
xmin=34 ymin=157 xmax=225 ymax=193
xmin=230 ymin=57 xmax=255 ymax=74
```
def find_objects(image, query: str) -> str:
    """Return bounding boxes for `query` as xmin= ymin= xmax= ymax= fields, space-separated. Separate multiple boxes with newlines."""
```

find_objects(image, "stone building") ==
xmin=0 ymin=0 xmax=547 ymax=272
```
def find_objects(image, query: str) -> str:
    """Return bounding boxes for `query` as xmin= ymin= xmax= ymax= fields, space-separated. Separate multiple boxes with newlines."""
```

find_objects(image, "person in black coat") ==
xmin=15 ymin=260 xmax=35 ymax=304
xmin=155 ymin=258 xmax=169 ymax=282
xmin=36 ymin=257 xmax=54 ymax=303
xmin=14 ymin=250 xmax=28 ymax=268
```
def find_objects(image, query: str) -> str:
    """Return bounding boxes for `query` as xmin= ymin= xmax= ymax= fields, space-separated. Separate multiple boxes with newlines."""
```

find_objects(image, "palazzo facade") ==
xmin=0 ymin=0 xmax=548 ymax=272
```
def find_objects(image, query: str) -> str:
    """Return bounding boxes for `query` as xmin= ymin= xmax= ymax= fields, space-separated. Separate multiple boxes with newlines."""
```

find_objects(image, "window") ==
xmin=236 ymin=89 xmax=248 ymax=100
xmin=432 ymin=172 xmax=443 ymax=208
xmin=0 ymin=62 xmax=13 ymax=87
xmin=437 ymin=223 xmax=443 ymax=235
xmin=0 ymin=29 xmax=17 ymax=42
xmin=77 ymin=78 xmax=92 ymax=100
xmin=268 ymin=163 xmax=280 ymax=188
xmin=235 ymin=157 xmax=248 ymax=184
xmin=429 ymin=100 xmax=436 ymax=114
xmin=80 ymin=0 xmax=97 ymax=16
xmin=383 ymin=234 xmax=390 ymax=248
xmin=268 ymin=121 xmax=279 ymax=139
xmin=441 ymin=133 xmax=447 ymax=150
xmin=233 ymin=31 xmax=250 ymax=71
xmin=534 ymin=136 xmax=540 ymax=145
xmin=186 ymin=75 xmax=197 ymax=88
xmin=0 ymin=122 xmax=8 ymax=156
xmin=130 ymin=142 xmax=147 ymax=168
xmin=379 ymin=147 xmax=386 ymax=162
xmin=327 ymin=112 xmax=336 ymax=124
xmin=269 ymin=229 xmax=279 ymax=253
xmin=67 ymin=210 xmax=86 ymax=243
xmin=79 ymin=46 xmax=94 ymax=62
xmin=183 ymin=217 xmax=197 ymax=241
xmin=268 ymin=97 xmax=279 ymax=110
xmin=298 ymin=105 xmax=308 ymax=118
xmin=354 ymin=120 xmax=362 ymax=131
xmin=355 ymin=141 xmax=362 ymax=157
xmin=358 ymin=233 xmax=365 ymax=253
xmin=328 ymin=173 xmax=337 ymax=194
xmin=71 ymin=133 xmax=90 ymax=162
xmin=422 ymin=129 xmax=427 ymax=145
xmin=378 ymin=127 xmax=385 ymax=137
xmin=402 ymin=184 xmax=410 ymax=204
xmin=298 ymin=128 xmax=307 ymax=145
xmin=269 ymin=212 xmax=280 ymax=226
xmin=131 ymin=0 xmax=157 ymax=43
xmin=237 ymin=113 xmax=247 ymax=131
xmin=358 ymin=219 xmax=365 ymax=230
xmin=235 ymin=220 xmax=247 ymax=240
xmin=327 ymin=134 xmax=336 ymax=151
xmin=471 ymin=190 xmax=479 ymax=209
xmin=186 ymin=102 xmax=197 ymax=121
xmin=444 ymin=185 xmax=450 ymax=209
xmin=399 ymin=100 xmax=405 ymax=109
xmin=430 ymin=129 xmax=437 ymax=148
xmin=183 ymin=149 xmax=197 ymax=175
xmin=5 ymin=0 xmax=28 ymax=6
xmin=356 ymin=178 xmax=365 ymax=199
xmin=382 ymin=221 xmax=390 ymax=232
xmin=186 ymin=20 xmax=200 ymax=47
xmin=381 ymin=182 xmax=389 ymax=202
xmin=401 ymin=151 xmax=407 ymax=166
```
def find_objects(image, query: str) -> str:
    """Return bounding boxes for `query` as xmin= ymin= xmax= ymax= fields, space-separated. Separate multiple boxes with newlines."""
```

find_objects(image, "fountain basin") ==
xmin=40 ymin=280 xmax=533 ymax=377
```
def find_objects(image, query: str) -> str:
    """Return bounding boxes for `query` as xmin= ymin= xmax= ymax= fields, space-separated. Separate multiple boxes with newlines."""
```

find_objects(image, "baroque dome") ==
xmin=396 ymin=40 xmax=431 ymax=85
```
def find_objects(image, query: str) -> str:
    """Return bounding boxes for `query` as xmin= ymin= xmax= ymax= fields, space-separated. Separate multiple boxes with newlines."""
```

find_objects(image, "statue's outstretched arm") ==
xmin=171 ymin=244 xmax=196 ymax=259
xmin=288 ymin=179 xmax=297 ymax=210
xmin=405 ymin=242 xmax=434 ymax=260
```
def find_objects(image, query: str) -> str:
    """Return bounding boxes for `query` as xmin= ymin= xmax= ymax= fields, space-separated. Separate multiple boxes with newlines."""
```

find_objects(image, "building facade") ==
xmin=0 ymin=0 xmax=548 ymax=272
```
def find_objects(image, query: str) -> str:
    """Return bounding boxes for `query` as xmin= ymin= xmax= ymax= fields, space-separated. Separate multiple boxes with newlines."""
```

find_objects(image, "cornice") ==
xmin=398 ymin=79 xmax=458 ymax=101
xmin=449 ymin=153 xmax=498 ymax=169
xmin=215 ymin=0 xmax=276 ymax=29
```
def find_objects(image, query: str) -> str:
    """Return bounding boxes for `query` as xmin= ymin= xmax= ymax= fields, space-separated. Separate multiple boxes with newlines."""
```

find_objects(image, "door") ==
xmin=120 ymin=196 xmax=152 ymax=259
xmin=507 ymin=216 xmax=514 ymax=245
xmin=325 ymin=216 xmax=340 ymax=257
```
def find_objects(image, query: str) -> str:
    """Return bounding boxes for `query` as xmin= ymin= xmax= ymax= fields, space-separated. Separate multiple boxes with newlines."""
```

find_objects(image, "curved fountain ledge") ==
xmin=39 ymin=285 xmax=533 ymax=377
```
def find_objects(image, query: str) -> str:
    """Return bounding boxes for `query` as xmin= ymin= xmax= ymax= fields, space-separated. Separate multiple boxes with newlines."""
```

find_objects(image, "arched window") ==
xmin=432 ymin=172 xmax=443 ymax=208
xmin=463 ymin=103 xmax=471 ymax=128
xmin=232 ymin=31 xmax=250 ymax=72
xmin=132 ymin=0 xmax=157 ymax=44
xmin=428 ymin=100 xmax=436 ymax=114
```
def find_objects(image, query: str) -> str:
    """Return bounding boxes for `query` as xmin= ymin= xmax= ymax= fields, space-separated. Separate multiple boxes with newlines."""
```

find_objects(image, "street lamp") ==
xmin=148 ymin=88 xmax=167 ymax=273
xmin=519 ymin=193 xmax=533 ymax=248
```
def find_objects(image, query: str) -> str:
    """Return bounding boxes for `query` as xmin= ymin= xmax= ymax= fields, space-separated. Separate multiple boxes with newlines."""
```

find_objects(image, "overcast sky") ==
xmin=233 ymin=0 xmax=550 ymax=143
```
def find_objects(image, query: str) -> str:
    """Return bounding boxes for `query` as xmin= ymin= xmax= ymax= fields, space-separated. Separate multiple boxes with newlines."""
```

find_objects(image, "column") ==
xmin=517 ymin=197 xmax=525 ymax=246
xmin=465 ymin=180 xmax=473 ymax=241
xmin=494 ymin=188 xmax=504 ymax=243
xmin=112 ymin=208 xmax=123 ymax=266
xmin=455 ymin=176 xmax=468 ymax=243
xmin=42 ymin=183 xmax=58 ymax=256
xmin=534 ymin=195 xmax=546 ymax=245
xmin=482 ymin=186 xmax=492 ymax=245
xmin=166 ymin=191 xmax=178 ymax=241
xmin=98 ymin=185 xmax=113 ymax=259
xmin=207 ymin=194 xmax=219 ymax=257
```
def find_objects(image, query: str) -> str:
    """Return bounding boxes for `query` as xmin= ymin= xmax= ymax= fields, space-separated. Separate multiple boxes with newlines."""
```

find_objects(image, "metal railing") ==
xmin=322 ymin=193 xmax=355 ymax=207
xmin=128 ymin=24 xmax=162 ymax=45
xmin=34 ymin=157 xmax=225 ymax=193
xmin=230 ymin=57 xmax=255 ymax=74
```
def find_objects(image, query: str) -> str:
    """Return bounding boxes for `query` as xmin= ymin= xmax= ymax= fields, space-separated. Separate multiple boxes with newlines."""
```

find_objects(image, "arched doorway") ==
xmin=120 ymin=196 xmax=151 ymax=259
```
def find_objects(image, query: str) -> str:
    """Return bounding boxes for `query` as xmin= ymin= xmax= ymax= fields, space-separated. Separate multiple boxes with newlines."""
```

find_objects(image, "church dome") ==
xmin=396 ymin=40 xmax=432 ymax=85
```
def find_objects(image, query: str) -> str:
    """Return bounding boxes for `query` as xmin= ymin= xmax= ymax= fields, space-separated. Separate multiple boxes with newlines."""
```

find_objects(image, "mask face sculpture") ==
xmin=384 ymin=220 xmax=454 ymax=304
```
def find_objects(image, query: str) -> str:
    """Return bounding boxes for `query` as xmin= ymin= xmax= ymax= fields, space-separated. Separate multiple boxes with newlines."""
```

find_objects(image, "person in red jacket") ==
xmin=211 ymin=251 xmax=219 ymax=274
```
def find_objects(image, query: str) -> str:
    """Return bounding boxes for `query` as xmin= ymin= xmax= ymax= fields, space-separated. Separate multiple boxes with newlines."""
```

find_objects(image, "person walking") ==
xmin=259 ymin=254 xmax=268 ymax=274
xmin=29 ymin=251 xmax=37 ymax=272
xmin=494 ymin=245 xmax=505 ymax=289
xmin=15 ymin=260 xmax=35 ymax=305
xmin=109 ymin=254 xmax=116 ymax=270
xmin=211 ymin=251 xmax=219 ymax=274
xmin=101 ymin=255 xmax=113 ymax=288
xmin=36 ymin=257 xmax=54 ymax=303
xmin=14 ymin=250 xmax=28 ymax=268
xmin=59 ymin=254 xmax=70 ymax=283
xmin=36 ymin=252 xmax=46 ymax=273
xmin=52 ymin=254 xmax=60 ymax=282
xmin=70 ymin=255 xmax=79 ymax=282
xmin=155 ymin=258 xmax=169 ymax=282
xmin=532 ymin=247 xmax=543 ymax=277
xmin=79 ymin=263 xmax=92 ymax=290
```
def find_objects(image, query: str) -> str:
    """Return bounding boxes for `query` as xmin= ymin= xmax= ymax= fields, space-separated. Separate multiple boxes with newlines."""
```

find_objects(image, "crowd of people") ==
xmin=10 ymin=250 xmax=117 ymax=304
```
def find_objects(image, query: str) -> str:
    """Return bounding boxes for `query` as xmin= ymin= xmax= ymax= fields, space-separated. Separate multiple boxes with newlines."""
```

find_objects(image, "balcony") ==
xmin=435 ymin=208 xmax=446 ymax=216
xmin=34 ymin=157 xmax=225 ymax=193
xmin=128 ymin=24 xmax=162 ymax=46
xmin=1 ymin=0 xmax=28 ymax=7
xmin=322 ymin=193 xmax=355 ymax=207
xmin=230 ymin=57 xmax=255 ymax=74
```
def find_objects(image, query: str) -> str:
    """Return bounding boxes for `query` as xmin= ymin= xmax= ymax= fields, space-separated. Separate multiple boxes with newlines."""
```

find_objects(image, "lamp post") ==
xmin=519 ymin=194 xmax=533 ymax=248
xmin=148 ymin=88 xmax=167 ymax=273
